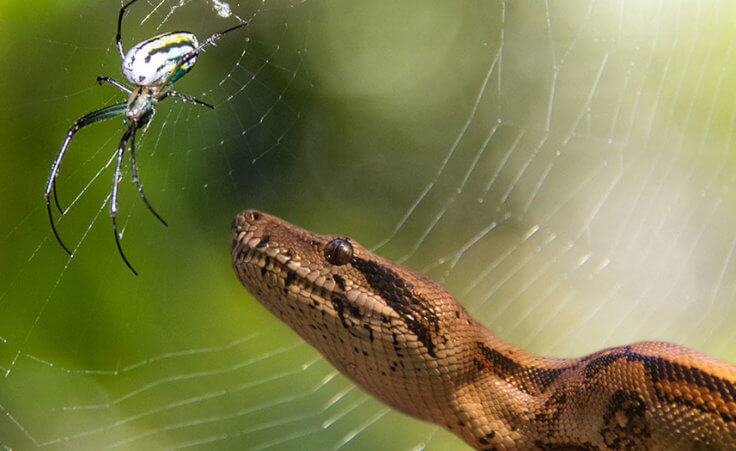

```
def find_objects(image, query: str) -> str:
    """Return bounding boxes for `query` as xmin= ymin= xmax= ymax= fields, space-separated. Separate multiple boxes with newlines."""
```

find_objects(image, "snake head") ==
xmin=230 ymin=209 xmax=479 ymax=421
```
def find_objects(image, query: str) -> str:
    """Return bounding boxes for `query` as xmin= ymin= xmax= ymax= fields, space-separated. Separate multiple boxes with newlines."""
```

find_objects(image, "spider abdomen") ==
xmin=122 ymin=32 xmax=199 ymax=87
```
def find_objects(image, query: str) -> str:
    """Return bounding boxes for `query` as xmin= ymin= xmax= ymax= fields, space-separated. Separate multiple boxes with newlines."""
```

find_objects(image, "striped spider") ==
xmin=45 ymin=0 xmax=246 ymax=274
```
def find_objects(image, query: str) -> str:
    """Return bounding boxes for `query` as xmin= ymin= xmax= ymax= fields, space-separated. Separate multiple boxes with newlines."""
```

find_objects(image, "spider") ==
xmin=45 ymin=0 xmax=246 ymax=275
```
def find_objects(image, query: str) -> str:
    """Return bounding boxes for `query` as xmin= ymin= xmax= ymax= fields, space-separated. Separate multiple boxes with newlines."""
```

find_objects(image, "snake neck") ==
xmin=231 ymin=210 xmax=736 ymax=450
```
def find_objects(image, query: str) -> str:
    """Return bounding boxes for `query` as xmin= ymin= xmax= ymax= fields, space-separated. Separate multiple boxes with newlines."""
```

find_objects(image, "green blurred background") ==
xmin=1 ymin=0 xmax=736 ymax=449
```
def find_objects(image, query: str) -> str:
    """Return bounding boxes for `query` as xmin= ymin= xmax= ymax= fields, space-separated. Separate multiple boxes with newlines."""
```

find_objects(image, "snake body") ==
xmin=231 ymin=210 xmax=736 ymax=449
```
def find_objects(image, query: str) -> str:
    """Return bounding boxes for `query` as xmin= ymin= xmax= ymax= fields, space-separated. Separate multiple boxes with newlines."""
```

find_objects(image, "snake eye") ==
xmin=324 ymin=238 xmax=353 ymax=266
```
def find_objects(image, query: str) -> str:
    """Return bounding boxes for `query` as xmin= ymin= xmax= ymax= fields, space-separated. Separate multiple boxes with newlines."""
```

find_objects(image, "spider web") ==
xmin=1 ymin=0 xmax=736 ymax=449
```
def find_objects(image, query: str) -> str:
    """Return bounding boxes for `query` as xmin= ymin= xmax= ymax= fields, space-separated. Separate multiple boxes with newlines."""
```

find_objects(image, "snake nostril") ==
xmin=244 ymin=210 xmax=261 ymax=222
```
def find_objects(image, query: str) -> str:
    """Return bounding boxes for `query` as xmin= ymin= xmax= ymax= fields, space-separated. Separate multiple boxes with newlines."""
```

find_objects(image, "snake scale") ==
xmin=231 ymin=209 xmax=736 ymax=450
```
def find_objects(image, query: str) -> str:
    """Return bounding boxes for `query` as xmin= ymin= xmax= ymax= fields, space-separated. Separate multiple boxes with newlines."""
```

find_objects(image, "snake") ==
xmin=230 ymin=209 xmax=736 ymax=450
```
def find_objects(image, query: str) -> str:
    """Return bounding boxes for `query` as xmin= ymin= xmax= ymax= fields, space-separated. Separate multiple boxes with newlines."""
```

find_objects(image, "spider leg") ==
xmin=161 ymin=91 xmax=214 ymax=109
xmin=180 ymin=22 xmax=248 ymax=66
xmin=116 ymin=0 xmax=143 ymax=59
xmin=52 ymin=181 xmax=64 ymax=215
xmin=45 ymin=102 xmax=127 ymax=255
xmin=199 ymin=22 xmax=249 ymax=49
xmin=111 ymin=126 xmax=138 ymax=275
xmin=97 ymin=76 xmax=132 ymax=94
xmin=128 ymin=126 xmax=168 ymax=226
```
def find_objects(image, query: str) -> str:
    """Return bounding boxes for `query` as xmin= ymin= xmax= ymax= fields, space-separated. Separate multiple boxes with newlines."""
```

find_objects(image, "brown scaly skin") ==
xmin=230 ymin=210 xmax=736 ymax=450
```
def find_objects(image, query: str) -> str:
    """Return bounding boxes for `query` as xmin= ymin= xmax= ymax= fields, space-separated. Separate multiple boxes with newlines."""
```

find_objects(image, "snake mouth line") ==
xmin=231 ymin=224 xmax=341 ymax=303
xmin=231 ymin=210 xmax=354 ymax=298
xmin=232 ymin=242 xmax=312 ymax=292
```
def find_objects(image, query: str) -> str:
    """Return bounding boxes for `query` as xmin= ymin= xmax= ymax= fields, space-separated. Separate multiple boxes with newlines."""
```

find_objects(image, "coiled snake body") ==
xmin=231 ymin=210 xmax=736 ymax=449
